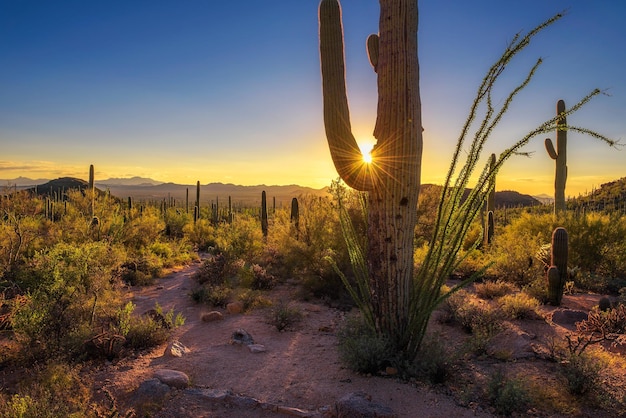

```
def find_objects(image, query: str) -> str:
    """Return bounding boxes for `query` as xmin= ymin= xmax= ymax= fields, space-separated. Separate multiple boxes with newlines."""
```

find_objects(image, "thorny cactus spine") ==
xmin=547 ymin=226 xmax=569 ymax=305
xmin=545 ymin=100 xmax=567 ymax=214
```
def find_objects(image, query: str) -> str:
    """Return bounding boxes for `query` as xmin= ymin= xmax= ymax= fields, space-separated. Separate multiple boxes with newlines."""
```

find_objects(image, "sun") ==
xmin=358 ymin=142 xmax=374 ymax=164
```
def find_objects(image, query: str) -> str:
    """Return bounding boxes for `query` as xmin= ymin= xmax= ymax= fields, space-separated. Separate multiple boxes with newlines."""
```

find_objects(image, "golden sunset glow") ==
xmin=359 ymin=141 xmax=375 ymax=164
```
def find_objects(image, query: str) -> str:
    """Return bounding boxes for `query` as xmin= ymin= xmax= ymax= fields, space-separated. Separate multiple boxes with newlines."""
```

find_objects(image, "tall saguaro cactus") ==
xmin=319 ymin=0 xmax=422 ymax=351
xmin=547 ymin=227 xmax=569 ymax=305
xmin=545 ymin=99 xmax=567 ymax=214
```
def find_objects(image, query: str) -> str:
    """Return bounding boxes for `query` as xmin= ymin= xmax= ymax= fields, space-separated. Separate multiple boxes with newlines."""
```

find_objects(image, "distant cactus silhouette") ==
xmin=483 ymin=153 xmax=496 ymax=247
xmin=261 ymin=191 xmax=268 ymax=238
xmin=545 ymin=100 xmax=567 ymax=214
xmin=290 ymin=197 xmax=299 ymax=237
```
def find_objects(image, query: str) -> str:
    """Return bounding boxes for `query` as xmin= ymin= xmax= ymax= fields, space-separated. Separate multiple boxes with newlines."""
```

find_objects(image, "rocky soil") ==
xmin=88 ymin=260 xmax=625 ymax=417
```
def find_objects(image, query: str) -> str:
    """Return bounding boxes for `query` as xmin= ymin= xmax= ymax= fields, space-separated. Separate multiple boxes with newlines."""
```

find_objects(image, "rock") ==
xmin=487 ymin=324 xmax=537 ymax=360
xmin=165 ymin=340 xmax=190 ymax=357
xmin=336 ymin=392 xmax=397 ymax=418
xmin=385 ymin=367 xmax=398 ymax=376
xmin=227 ymin=301 xmax=245 ymax=314
xmin=202 ymin=311 xmax=224 ymax=322
xmin=550 ymin=309 xmax=588 ymax=330
xmin=231 ymin=328 xmax=254 ymax=345
xmin=154 ymin=369 xmax=190 ymax=389
xmin=130 ymin=378 xmax=171 ymax=407
xmin=247 ymin=344 xmax=267 ymax=353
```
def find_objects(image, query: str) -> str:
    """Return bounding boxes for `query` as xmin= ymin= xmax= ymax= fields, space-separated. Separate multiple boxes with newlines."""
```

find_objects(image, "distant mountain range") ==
xmin=18 ymin=175 xmax=626 ymax=211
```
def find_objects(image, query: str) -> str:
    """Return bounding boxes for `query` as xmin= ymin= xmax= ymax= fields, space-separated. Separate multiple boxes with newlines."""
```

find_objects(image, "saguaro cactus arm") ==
xmin=319 ymin=0 xmax=371 ymax=191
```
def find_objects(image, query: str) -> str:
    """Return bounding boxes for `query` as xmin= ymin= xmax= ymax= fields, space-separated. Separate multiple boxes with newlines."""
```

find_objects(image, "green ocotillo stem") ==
xmin=547 ymin=226 xmax=568 ymax=305
xmin=261 ymin=191 xmax=268 ymax=238
xmin=483 ymin=153 xmax=496 ymax=248
xmin=545 ymin=100 xmax=567 ymax=214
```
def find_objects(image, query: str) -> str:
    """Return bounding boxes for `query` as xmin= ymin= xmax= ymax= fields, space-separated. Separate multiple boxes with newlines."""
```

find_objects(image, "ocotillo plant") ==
xmin=261 ymin=191 xmax=268 ymax=238
xmin=320 ymin=0 xmax=614 ymax=359
xmin=320 ymin=0 xmax=422 ymax=354
xmin=545 ymin=100 xmax=567 ymax=215
xmin=547 ymin=226 xmax=568 ymax=305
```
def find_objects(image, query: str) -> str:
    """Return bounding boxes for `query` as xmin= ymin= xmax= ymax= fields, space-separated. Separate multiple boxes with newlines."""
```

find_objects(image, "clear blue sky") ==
xmin=1 ymin=0 xmax=624 ymax=196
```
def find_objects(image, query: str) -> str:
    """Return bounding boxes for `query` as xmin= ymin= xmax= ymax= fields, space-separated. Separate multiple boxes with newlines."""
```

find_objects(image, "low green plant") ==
xmin=236 ymin=289 xmax=271 ymax=311
xmin=474 ymin=280 xmax=517 ymax=300
xmin=405 ymin=332 xmax=455 ymax=384
xmin=0 ymin=363 xmax=93 ymax=417
xmin=190 ymin=284 xmax=231 ymax=308
xmin=267 ymin=301 xmax=302 ymax=332
xmin=336 ymin=315 xmax=393 ymax=374
xmin=487 ymin=369 xmax=530 ymax=416
xmin=560 ymin=353 xmax=603 ymax=396
xmin=497 ymin=292 xmax=540 ymax=319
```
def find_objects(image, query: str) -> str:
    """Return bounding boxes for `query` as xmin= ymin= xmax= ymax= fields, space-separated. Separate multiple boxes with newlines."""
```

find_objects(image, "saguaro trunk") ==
xmin=319 ymin=0 xmax=422 ymax=351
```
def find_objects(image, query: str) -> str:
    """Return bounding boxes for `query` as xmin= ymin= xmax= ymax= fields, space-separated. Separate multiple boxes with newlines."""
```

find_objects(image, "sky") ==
xmin=1 ymin=0 xmax=625 ymax=197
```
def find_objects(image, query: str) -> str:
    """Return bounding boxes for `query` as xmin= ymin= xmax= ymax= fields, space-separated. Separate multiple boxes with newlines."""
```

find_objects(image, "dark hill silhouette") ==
xmin=27 ymin=177 xmax=109 ymax=200
xmin=420 ymin=184 xmax=541 ymax=209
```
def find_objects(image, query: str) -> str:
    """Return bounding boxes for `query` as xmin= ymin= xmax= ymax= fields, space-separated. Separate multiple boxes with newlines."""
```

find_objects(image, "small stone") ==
xmin=227 ymin=301 xmax=245 ymax=314
xmin=385 ymin=367 xmax=398 ymax=376
xmin=336 ymin=392 xmax=397 ymax=418
xmin=154 ymin=369 xmax=190 ymax=389
xmin=248 ymin=344 xmax=267 ymax=353
xmin=231 ymin=328 xmax=254 ymax=345
xmin=165 ymin=340 xmax=190 ymax=358
xmin=202 ymin=311 xmax=224 ymax=322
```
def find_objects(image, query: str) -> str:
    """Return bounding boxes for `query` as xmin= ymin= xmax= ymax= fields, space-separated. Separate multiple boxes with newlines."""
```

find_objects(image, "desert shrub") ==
xmin=248 ymin=263 xmax=276 ymax=290
xmin=487 ymin=369 xmax=530 ymax=416
xmin=163 ymin=207 xmax=191 ymax=239
xmin=497 ymin=292 xmax=540 ymax=319
xmin=184 ymin=219 xmax=217 ymax=251
xmin=213 ymin=215 xmax=264 ymax=262
xmin=124 ymin=304 xmax=184 ymax=350
xmin=0 ymin=363 xmax=93 ymax=418
xmin=405 ymin=332 xmax=455 ymax=384
xmin=118 ymin=208 xmax=165 ymax=250
xmin=485 ymin=217 xmax=545 ymax=286
xmin=474 ymin=279 xmax=517 ymax=300
xmin=190 ymin=284 xmax=231 ymax=308
xmin=574 ymin=271 xmax=626 ymax=295
xmin=236 ymin=289 xmax=271 ymax=311
xmin=124 ymin=316 xmax=169 ymax=350
xmin=267 ymin=301 xmax=302 ymax=331
xmin=560 ymin=353 xmax=603 ymax=396
xmin=337 ymin=315 xmax=393 ymax=374
xmin=442 ymin=290 xmax=502 ymax=354
xmin=10 ymin=241 xmax=125 ymax=359
xmin=194 ymin=253 xmax=227 ymax=285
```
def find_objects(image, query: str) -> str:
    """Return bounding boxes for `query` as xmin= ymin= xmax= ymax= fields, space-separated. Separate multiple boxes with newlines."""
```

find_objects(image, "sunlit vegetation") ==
xmin=0 ymin=177 xmax=626 ymax=414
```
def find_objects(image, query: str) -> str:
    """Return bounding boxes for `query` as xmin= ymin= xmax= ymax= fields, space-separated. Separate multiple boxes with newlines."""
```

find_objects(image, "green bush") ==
xmin=487 ymin=369 xmax=530 ymax=416
xmin=337 ymin=315 xmax=393 ymax=374
xmin=405 ymin=333 xmax=455 ymax=384
xmin=0 ymin=363 xmax=93 ymax=417
xmin=497 ymin=292 xmax=540 ymax=319
xmin=267 ymin=301 xmax=302 ymax=331
xmin=474 ymin=280 xmax=517 ymax=300
xmin=560 ymin=353 xmax=603 ymax=396
xmin=190 ymin=284 xmax=231 ymax=308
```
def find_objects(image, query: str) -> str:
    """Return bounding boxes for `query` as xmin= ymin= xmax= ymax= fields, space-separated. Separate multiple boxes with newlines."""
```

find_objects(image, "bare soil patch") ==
xmin=89 ymin=260 xmax=625 ymax=417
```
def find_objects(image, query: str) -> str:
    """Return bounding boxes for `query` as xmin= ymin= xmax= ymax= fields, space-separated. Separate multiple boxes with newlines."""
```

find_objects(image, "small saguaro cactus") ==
xmin=483 ymin=153 xmax=496 ymax=247
xmin=195 ymin=181 xmax=201 ymax=220
xmin=261 ymin=191 xmax=268 ymax=238
xmin=545 ymin=100 xmax=567 ymax=214
xmin=547 ymin=226 xmax=569 ymax=305
xmin=290 ymin=197 xmax=300 ymax=237
xmin=88 ymin=164 xmax=96 ymax=220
